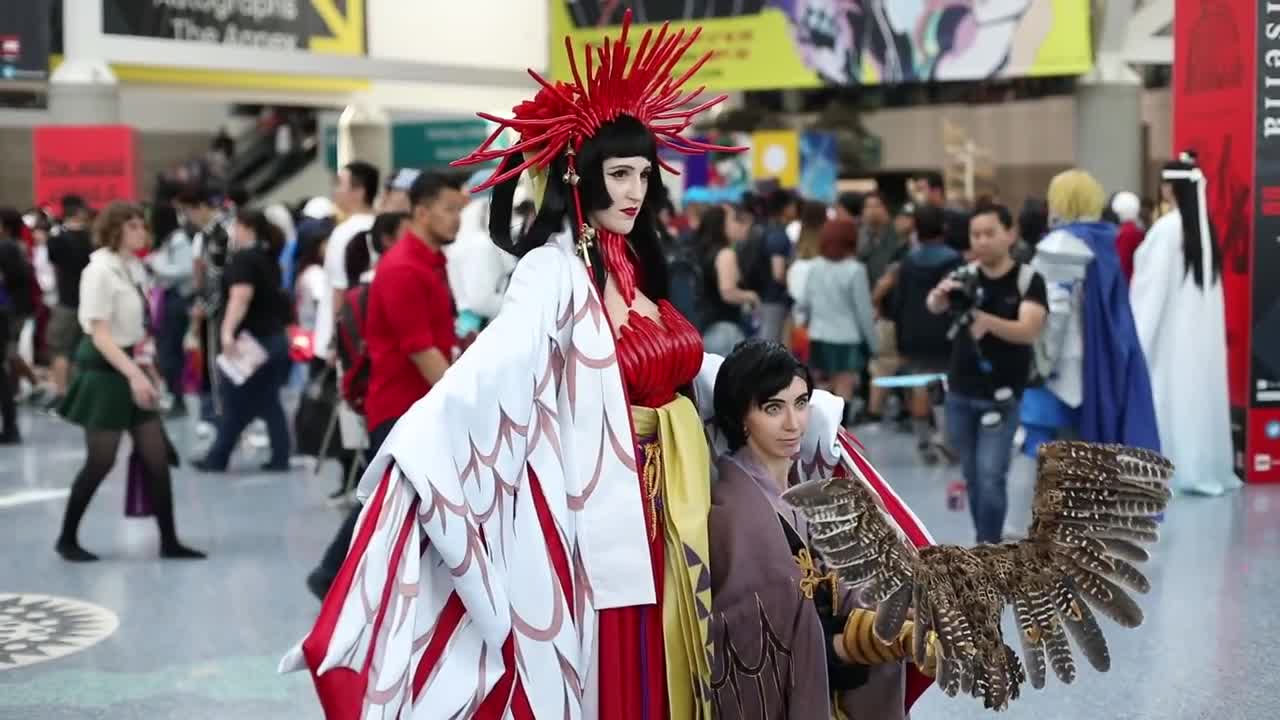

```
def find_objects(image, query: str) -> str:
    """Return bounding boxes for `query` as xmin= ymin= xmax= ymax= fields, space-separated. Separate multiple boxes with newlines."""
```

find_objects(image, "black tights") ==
xmin=58 ymin=418 xmax=189 ymax=553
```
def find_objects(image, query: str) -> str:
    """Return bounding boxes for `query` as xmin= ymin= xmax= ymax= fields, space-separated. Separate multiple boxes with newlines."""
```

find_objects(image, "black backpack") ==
xmin=892 ymin=252 xmax=963 ymax=358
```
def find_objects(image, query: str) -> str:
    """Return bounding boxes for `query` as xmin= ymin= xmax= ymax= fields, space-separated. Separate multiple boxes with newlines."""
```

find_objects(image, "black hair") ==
xmin=712 ymin=339 xmax=814 ymax=452
xmin=1164 ymin=154 xmax=1223 ymax=288
xmin=923 ymin=172 xmax=945 ymax=192
xmin=1100 ymin=192 xmax=1120 ymax=225
xmin=344 ymin=161 xmax=382 ymax=208
xmin=1018 ymin=197 xmax=1049 ymax=247
xmin=914 ymin=204 xmax=945 ymax=242
xmin=408 ymin=170 xmax=463 ymax=210
xmin=695 ymin=204 xmax=730 ymax=258
xmin=486 ymin=114 xmax=670 ymax=300
xmin=294 ymin=217 xmax=334 ymax=274
xmin=295 ymin=226 xmax=327 ymax=272
xmin=763 ymin=188 xmax=798 ymax=220
xmin=0 ymin=208 xmax=22 ymax=240
xmin=836 ymin=192 xmax=864 ymax=218
xmin=175 ymin=183 xmax=219 ymax=208
xmin=225 ymin=186 xmax=247 ymax=208
xmin=970 ymin=202 xmax=1013 ymax=230
xmin=371 ymin=211 xmax=409 ymax=254
xmin=235 ymin=208 xmax=286 ymax=260
xmin=61 ymin=194 xmax=88 ymax=219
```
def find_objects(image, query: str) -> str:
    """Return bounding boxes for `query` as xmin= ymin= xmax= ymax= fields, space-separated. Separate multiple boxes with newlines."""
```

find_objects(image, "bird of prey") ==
xmin=783 ymin=441 xmax=1174 ymax=710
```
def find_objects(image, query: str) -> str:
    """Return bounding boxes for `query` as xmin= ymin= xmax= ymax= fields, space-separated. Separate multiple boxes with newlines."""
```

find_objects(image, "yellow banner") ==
xmin=549 ymin=1 xmax=1092 ymax=91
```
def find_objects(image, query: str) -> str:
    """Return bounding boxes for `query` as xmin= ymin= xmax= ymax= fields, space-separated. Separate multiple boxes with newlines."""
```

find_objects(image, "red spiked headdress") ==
xmin=451 ymin=9 xmax=743 ymax=303
xmin=451 ymin=9 xmax=743 ymax=191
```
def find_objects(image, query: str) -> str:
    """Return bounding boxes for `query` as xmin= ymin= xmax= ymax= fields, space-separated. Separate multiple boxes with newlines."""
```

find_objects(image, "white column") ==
xmin=337 ymin=103 xmax=392 ymax=176
xmin=1073 ymin=0 xmax=1143 ymax=195
xmin=48 ymin=0 xmax=119 ymax=124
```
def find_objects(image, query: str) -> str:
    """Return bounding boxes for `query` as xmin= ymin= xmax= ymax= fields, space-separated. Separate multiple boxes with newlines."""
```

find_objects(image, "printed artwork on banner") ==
xmin=752 ymin=130 xmax=799 ymax=189
xmin=32 ymin=126 xmax=136 ymax=209
xmin=1251 ymin=0 xmax=1280 ymax=481
xmin=552 ymin=1 xmax=1093 ymax=91
xmin=799 ymin=131 xmax=838 ymax=203
xmin=1174 ymin=0 xmax=1252 ymax=444
xmin=102 ymin=0 xmax=365 ymax=56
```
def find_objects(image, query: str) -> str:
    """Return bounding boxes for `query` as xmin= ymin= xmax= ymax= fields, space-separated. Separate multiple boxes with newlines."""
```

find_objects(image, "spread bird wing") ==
xmin=782 ymin=440 xmax=1173 ymax=711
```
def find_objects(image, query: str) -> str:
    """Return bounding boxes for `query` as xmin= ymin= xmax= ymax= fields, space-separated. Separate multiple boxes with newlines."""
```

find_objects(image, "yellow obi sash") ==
xmin=632 ymin=396 xmax=713 ymax=720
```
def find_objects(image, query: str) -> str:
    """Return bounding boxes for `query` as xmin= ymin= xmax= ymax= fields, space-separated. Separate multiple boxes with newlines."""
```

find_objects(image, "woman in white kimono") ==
xmin=1130 ymin=152 xmax=1241 ymax=496
xmin=280 ymin=11 xmax=933 ymax=720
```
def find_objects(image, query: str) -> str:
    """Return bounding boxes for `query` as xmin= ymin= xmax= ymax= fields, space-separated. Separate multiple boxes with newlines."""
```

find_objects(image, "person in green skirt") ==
xmin=55 ymin=201 xmax=205 ymax=562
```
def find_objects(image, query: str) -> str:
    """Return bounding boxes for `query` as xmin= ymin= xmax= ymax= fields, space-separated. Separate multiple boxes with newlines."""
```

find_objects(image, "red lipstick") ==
xmin=621 ymin=207 xmax=639 ymax=217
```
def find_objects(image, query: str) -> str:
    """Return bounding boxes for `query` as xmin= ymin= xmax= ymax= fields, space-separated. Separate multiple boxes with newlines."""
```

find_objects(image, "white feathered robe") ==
xmin=1130 ymin=212 xmax=1241 ymax=495
xmin=280 ymin=232 xmax=933 ymax=718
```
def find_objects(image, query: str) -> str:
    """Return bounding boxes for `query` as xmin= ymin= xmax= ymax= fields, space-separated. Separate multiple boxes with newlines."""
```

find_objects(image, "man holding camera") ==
xmin=926 ymin=204 xmax=1047 ymax=544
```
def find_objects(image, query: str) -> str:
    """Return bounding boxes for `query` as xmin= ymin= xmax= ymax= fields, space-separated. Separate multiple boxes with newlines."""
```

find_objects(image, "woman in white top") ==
xmin=294 ymin=229 xmax=328 ymax=333
xmin=56 ymin=202 xmax=205 ymax=562
xmin=797 ymin=219 xmax=878 ymax=420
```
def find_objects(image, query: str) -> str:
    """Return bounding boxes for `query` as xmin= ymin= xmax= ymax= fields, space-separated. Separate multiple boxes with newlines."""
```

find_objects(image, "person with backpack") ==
xmin=888 ymin=205 xmax=963 ymax=462
xmin=926 ymin=202 xmax=1047 ymax=544
xmin=306 ymin=172 xmax=466 ymax=600
xmin=740 ymin=188 xmax=797 ymax=344
xmin=191 ymin=209 xmax=292 ymax=472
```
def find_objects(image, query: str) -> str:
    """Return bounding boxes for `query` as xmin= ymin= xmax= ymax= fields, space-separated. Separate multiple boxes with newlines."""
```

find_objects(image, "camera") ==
xmin=945 ymin=265 xmax=983 ymax=340
xmin=945 ymin=264 xmax=982 ymax=316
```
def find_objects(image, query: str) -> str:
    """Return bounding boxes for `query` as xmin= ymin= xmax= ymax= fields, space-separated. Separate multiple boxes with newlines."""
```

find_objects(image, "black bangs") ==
xmin=712 ymin=339 xmax=814 ymax=451
xmin=578 ymin=115 xmax=660 ymax=212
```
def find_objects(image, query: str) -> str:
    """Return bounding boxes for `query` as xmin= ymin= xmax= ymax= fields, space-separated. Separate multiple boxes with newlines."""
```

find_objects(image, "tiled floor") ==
xmin=1 ymin=408 xmax=1276 ymax=719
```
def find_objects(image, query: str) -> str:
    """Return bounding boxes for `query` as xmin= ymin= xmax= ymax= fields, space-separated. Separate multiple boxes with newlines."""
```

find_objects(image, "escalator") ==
xmin=223 ymin=105 xmax=320 ymax=200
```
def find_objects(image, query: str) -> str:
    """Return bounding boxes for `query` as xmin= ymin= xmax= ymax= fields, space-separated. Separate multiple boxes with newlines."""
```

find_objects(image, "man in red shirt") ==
xmin=307 ymin=172 xmax=466 ymax=600
xmin=363 ymin=171 xmax=467 ymax=438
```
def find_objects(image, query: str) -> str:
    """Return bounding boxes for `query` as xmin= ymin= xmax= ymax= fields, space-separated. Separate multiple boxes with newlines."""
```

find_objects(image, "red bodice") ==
xmin=614 ymin=300 xmax=704 ymax=408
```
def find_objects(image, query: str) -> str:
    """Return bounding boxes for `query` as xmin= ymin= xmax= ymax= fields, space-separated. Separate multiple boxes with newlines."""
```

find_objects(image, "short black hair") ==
xmin=914 ymin=204 xmax=945 ymax=241
xmin=61 ymin=194 xmax=88 ymax=218
xmin=763 ymin=188 xmax=798 ymax=219
xmin=837 ymin=191 xmax=864 ymax=217
xmin=175 ymin=183 xmax=219 ymax=208
xmin=923 ymin=172 xmax=945 ymax=192
xmin=408 ymin=171 xmax=463 ymax=210
xmin=971 ymin=201 xmax=1013 ymax=230
xmin=0 ymin=208 xmax=23 ymax=239
xmin=344 ymin=161 xmax=381 ymax=207
xmin=1018 ymin=197 xmax=1049 ymax=246
xmin=713 ymin=339 xmax=814 ymax=452
xmin=370 ymin=211 xmax=409 ymax=252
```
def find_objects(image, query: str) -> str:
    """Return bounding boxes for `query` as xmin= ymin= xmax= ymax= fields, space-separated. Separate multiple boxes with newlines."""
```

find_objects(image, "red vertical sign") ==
xmin=1174 ymin=0 xmax=1279 ymax=482
xmin=31 ymin=125 xmax=137 ymax=209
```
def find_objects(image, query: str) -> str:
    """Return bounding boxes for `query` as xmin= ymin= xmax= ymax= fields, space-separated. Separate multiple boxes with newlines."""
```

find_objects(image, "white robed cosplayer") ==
xmin=278 ymin=228 xmax=933 ymax=718
xmin=1129 ymin=159 xmax=1242 ymax=496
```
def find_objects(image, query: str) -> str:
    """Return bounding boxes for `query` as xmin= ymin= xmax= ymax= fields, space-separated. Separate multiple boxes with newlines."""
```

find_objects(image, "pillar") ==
xmin=48 ymin=0 xmax=119 ymax=124
xmin=1073 ymin=0 xmax=1143 ymax=195
xmin=337 ymin=103 xmax=392 ymax=175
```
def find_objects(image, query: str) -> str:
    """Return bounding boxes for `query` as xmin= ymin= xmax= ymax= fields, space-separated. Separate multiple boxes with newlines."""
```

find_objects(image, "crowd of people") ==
xmin=0 ymin=9 xmax=1241 ymax=718
xmin=0 ymin=146 xmax=1237 ymax=564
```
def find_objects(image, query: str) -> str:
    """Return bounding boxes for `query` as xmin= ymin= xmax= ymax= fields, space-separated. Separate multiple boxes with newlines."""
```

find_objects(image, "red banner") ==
xmin=1174 ymin=0 xmax=1280 ymax=482
xmin=32 ymin=125 xmax=137 ymax=209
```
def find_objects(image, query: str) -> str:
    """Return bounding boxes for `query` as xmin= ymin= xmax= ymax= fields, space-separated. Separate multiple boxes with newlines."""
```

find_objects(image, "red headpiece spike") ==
xmin=453 ymin=8 xmax=744 ymax=190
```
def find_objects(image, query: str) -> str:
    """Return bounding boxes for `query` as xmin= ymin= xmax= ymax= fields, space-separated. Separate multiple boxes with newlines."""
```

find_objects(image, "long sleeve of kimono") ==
xmin=1129 ymin=219 xmax=1178 ymax=358
xmin=281 ymin=241 xmax=655 ymax=719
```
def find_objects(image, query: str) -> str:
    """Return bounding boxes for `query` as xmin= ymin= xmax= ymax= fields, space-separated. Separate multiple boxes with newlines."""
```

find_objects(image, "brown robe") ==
xmin=708 ymin=449 xmax=908 ymax=719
